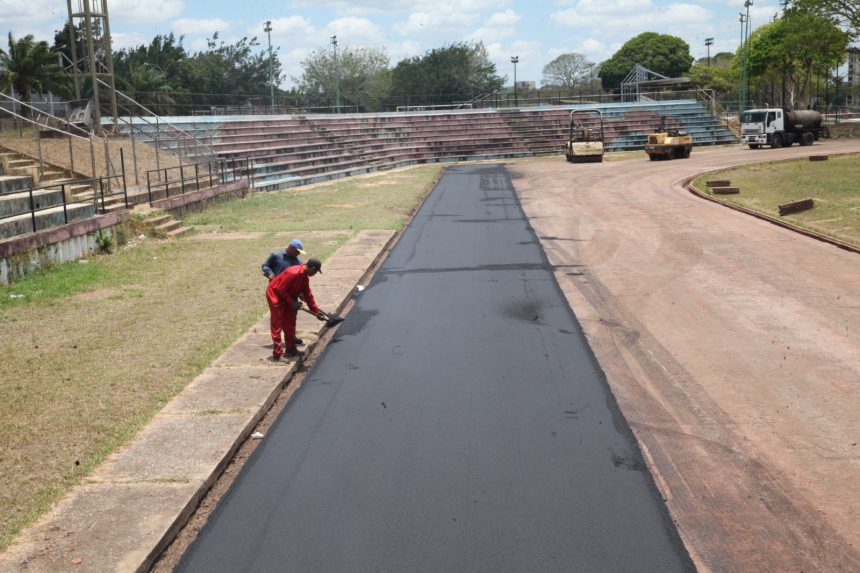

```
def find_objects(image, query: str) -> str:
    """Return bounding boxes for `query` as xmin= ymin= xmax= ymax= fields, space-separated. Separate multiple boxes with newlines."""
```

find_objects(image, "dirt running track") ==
xmin=509 ymin=141 xmax=860 ymax=572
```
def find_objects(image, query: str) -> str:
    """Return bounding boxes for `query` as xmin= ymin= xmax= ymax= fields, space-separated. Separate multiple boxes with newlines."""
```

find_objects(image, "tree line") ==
xmin=0 ymin=0 xmax=855 ymax=117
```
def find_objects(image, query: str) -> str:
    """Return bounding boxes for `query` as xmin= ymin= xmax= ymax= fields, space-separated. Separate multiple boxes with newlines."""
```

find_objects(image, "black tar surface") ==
xmin=177 ymin=165 xmax=695 ymax=572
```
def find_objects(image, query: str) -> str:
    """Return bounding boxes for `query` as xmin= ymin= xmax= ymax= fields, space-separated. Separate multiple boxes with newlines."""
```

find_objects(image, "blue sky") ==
xmin=2 ymin=0 xmax=787 ymax=89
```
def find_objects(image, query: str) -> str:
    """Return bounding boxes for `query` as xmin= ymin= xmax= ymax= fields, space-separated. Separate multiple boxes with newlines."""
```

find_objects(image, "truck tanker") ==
xmin=740 ymin=108 xmax=826 ymax=149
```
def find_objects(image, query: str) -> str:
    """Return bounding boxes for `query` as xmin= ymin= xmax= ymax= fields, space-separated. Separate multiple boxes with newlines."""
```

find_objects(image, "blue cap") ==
xmin=289 ymin=239 xmax=305 ymax=253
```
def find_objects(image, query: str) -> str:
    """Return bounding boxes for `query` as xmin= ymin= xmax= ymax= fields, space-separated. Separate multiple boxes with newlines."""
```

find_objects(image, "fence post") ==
xmin=155 ymin=117 xmax=161 ymax=177
xmin=180 ymin=164 xmax=186 ymax=195
xmin=164 ymin=168 xmax=169 ymax=197
xmin=89 ymin=137 xmax=97 ymax=181
xmin=131 ymin=128 xmax=140 ymax=187
xmin=29 ymin=187 xmax=37 ymax=233
xmin=120 ymin=148 xmax=129 ymax=208
xmin=103 ymin=138 xmax=112 ymax=188
xmin=147 ymin=170 xmax=153 ymax=204
xmin=36 ymin=130 xmax=44 ymax=179
xmin=67 ymin=128 xmax=75 ymax=175
xmin=195 ymin=162 xmax=199 ymax=191
xmin=62 ymin=184 xmax=69 ymax=225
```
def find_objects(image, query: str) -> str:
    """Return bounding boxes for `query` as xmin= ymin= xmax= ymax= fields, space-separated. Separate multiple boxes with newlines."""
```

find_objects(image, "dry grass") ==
xmin=186 ymin=165 xmax=444 ymax=232
xmin=0 ymin=131 xmax=181 ymax=185
xmin=0 ymin=163 xmax=443 ymax=550
xmin=693 ymin=153 xmax=860 ymax=247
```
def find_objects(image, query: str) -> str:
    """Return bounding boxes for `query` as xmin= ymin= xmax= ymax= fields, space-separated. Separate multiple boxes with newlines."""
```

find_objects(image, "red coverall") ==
xmin=265 ymin=264 xmax=320 ymax=358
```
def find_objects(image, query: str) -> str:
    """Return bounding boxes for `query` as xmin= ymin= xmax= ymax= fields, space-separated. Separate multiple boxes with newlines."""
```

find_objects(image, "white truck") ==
xmin=740 ymin=108 xmax=826 ymax=149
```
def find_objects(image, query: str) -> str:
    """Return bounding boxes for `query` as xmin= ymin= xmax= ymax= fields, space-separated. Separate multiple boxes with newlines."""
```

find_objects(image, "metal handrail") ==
xmin=98 ymin=78 xmax=216 ymax=161
xmin=0 ymin=173 xmax=128 ymax=237
xmin=144 ymin=157 xmax=252 ymax=205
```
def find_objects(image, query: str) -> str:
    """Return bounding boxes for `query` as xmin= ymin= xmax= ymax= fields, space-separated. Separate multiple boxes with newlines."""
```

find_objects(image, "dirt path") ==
xmin=509 ymin=141 xmax=860 ymax=572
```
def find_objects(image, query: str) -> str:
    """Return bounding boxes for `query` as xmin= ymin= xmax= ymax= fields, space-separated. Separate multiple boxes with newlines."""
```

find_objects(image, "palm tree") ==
xmin=0 ymin=33 xmax=70 ymax=118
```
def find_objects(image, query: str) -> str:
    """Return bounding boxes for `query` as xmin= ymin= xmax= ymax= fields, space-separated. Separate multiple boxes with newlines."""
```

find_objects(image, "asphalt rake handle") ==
xmin=299 ymin=306 xmax=345 ymax=327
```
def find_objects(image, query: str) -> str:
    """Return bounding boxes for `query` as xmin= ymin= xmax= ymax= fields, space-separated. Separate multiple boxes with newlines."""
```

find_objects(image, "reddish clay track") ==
xmin=509 ymin=141 xmax=860 ymax=572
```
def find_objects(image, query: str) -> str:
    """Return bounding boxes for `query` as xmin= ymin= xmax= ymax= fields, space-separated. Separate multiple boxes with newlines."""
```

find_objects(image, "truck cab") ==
xmin=741 ymin=107 xmax=822 ymax=149
xmin=741 ymin=109 xmax=783 ymax=148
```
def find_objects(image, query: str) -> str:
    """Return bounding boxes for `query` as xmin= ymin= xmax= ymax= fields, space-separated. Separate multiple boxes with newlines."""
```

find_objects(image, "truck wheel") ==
xmin=771 ymin=133 xmax=782 ymax=149
xmin=801 ymin=132 xmax=814 ymax=146
xmin=749 ymin=144 xmax=760 ymax=149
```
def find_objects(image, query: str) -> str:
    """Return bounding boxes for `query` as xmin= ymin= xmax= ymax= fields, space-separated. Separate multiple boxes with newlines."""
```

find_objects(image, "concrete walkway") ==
xmin=0 ymin=230 xmax=395 ymax=573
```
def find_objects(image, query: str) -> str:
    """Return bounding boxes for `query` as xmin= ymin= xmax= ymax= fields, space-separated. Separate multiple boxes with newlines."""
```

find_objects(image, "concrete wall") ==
xmin=0 ymin=179 xmax=250 ymax=284
xmin=0 ymin=211 xmax=127 ymax=285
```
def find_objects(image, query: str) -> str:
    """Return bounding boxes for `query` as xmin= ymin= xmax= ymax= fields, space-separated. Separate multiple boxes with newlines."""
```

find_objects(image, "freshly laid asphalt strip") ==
xmin=177 ymin=164 xmax=695 ymax=572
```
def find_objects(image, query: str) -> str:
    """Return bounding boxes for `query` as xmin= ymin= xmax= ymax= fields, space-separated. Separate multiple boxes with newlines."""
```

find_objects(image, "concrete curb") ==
xmin=0 ymin=230 xmax=396 ymax=573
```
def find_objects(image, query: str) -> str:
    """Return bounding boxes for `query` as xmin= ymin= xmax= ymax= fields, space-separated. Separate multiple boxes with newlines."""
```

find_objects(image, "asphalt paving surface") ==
xmin=176 ymin=164 xmax=695 ymax=572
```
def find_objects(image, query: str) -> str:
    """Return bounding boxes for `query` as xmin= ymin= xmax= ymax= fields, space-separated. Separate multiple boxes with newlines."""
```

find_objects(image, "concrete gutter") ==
xmin=0 ymin=229 xmax=396 ymax=573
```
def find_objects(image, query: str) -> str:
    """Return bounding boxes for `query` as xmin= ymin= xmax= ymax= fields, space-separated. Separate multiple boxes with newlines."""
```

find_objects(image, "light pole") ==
xmin=331 ymin=35 xmax=340 ymax=113
xmin=264 ymin=20 xmax=274 ymax=110
xmin=743 ymin=0 xmax=753 ymax=109
xmin=705 ymin=38 xmax=714 ymax=67
xmin=511 ymin=56 xmax=519 ymax=107
xmin=739 ymin=12 xmax=748 ymax=111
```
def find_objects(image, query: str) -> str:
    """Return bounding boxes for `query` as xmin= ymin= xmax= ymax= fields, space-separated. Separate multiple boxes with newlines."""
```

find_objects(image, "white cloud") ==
xmin=388 ymin=40 xmax=422 ymax=61
xmin=172 ymin=18 xmax=230 ymax=36
xmin=0 ymin=0 xmax=60 ymax=26
xmin=325 ymin=17 xmax=386 ymax=45
xmin=394 ymin=11 xmax=479 ymax=36
xmin=551 ymin=0 xmax=715 ymax=46
xmin=110 ymin=31 xmax=153 ymax=50
xmin=468 ymin=9 xmax=521 ymax=43
xmin=110 ymin=0 xmax=184 ymax=23
xmin=262 ymin=16 xmax=317 ymax=46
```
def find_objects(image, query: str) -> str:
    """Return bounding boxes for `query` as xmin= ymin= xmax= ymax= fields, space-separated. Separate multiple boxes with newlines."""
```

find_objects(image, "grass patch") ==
xmin=0 ymin=164 xmax=441 ymax=550
xmin=186 ymin=165 xmax=444 ymax=232
xmin=692 ymin=153 xmax=860 ymax=247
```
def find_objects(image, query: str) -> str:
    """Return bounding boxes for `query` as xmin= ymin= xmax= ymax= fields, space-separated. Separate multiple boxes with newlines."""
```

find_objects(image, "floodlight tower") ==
xmin=511 ymin=56 xmax=519 ymax=107
xmin=264 ymin=21 xmax=274 ymax=109
xmin=743 ymin=0 xmax=753 ymax=109
xmin=66 ymin=0 xmax=118 ymax=134
xmin=705 ymin=38 xmax=714 ymax=67
xmin=331 ymin=35 xmax=340 ymax=113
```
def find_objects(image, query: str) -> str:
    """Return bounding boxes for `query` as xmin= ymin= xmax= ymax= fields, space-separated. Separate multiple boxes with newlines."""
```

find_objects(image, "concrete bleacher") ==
xmin=0 ymin=155 xmax=98 ymax=239
xmin=123 ymin=100 xmax=736 ymax=192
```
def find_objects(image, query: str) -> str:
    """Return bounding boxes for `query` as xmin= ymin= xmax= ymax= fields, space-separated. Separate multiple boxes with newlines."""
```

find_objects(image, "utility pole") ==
xmin=511 ymin=56 xmax=519 ymax=107
xmin=739 ymin=12 xmax=747 ymax=111
xmin=744 ymin=0 xmax=753 ymax=109
xmin=331 ymin=35 xmax=340 ymax=113
xmin=705 ymin=38 xmax=714 ymax=67
xmin=264 ymin=20 xmax=274 ymax=110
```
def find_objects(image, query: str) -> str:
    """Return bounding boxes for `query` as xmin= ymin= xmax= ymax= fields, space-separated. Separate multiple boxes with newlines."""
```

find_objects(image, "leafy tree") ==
xmin=181 ymin=34 xmax=276 ymax=95
xmin=744 ymin=10 xmax=848 ymax=108
xmin=694 ymin=52 xmax=734 ymax=68
xmin=390 ymin=42 xmax=504 ymax=106
xmin=123 ymin=63 xmax=176 ymax=114
xmin=0 ymin=33 xmax=70 ymax=117
xmin=791 ymin=0 xmax=858 ymax=38
xmin=295 ymin=45 xmax=390 ymax=112
xmin=598 ymin=32 xmax=694 ymax=90
xmin=542 ymin=53 xmax=594 ymax=88
xmin=687 ymin=64 xmax=736 ymax=97
xmin=113 ymin=33 xmax=188 ymax=90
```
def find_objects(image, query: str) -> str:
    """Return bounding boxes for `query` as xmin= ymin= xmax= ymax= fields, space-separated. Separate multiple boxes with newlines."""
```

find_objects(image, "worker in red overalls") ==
xmin=265 ymin=258 xmax=324 ymax=360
